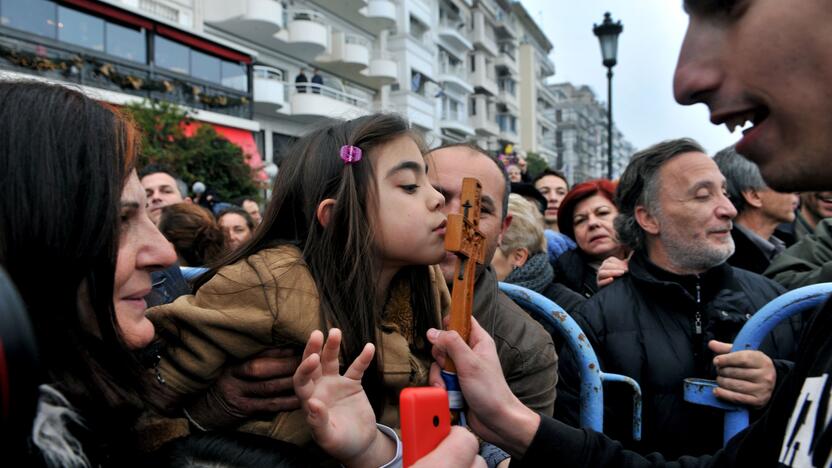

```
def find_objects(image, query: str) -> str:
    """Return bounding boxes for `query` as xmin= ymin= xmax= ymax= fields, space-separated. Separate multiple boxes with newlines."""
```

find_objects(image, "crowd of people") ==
xmin=4 ymin=1 xmax=832 ymax=466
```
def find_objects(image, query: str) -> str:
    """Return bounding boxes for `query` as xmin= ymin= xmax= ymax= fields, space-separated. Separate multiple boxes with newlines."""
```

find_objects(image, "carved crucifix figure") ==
xmin=442 ymin=177 xmax=485 ymax=423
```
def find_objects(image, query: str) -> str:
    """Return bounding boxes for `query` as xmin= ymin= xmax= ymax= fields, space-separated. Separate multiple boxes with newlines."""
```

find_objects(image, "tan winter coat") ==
xmin=146 ymin=244 xmax=449 ymax=445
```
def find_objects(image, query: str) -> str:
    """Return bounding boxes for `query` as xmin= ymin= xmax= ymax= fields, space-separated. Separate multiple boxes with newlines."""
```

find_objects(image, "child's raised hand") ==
xmin=293 ymin=329 xmax=394 ymax=467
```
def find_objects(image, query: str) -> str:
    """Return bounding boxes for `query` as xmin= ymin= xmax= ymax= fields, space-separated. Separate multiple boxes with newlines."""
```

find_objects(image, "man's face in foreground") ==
xmin=674 ymin=0 xmax=832 ymax=191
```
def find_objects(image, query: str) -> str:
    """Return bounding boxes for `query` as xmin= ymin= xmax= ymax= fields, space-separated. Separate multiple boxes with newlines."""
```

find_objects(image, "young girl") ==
xmin=147 ymin=113 xmax=450 ymax=446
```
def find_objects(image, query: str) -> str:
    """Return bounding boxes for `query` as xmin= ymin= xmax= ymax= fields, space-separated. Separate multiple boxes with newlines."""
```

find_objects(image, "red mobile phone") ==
xmin=400 ymin=387 xmax=451 ymax=467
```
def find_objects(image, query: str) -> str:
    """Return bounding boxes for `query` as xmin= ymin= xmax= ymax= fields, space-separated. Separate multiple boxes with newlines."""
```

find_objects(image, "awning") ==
xmin=182 ymin=122 xmax=268 ymax=181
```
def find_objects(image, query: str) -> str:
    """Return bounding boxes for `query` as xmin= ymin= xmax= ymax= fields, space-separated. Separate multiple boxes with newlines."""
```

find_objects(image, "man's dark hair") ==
xmin=532 ymin=168 xmax=569 ymax=190
xmin=615 ymin=138 xmax=706 ymax=251
xmin=713 ymin=145 xmax=767 ymax=214
xmin=139 ymin=164 xmax=188 ymax=197
xmin=428 ymin=141 xmax=510 ymax=221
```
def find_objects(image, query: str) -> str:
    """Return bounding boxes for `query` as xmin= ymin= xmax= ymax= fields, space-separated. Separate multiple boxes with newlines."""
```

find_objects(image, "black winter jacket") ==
xmin=553 ymin=249 xmax=599 ymax=298
xmin=556 ymin=251 xmax=802 ymax=459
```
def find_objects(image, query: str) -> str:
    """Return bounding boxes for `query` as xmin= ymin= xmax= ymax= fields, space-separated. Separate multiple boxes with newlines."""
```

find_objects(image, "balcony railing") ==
xmin=439 ymin=60 xmax=466 ymax=80
xmin=288 ymin=9 xmax=327 ymax=24
xmin=345 ymin=34 xmax=370 ymax=47
xmin=441 ymin=106 xmax=465 ymax=122
xmin=0 ymin=29 xmax=252 ymax=119
xmin=290 ymin=81 xmax=370 ymax=107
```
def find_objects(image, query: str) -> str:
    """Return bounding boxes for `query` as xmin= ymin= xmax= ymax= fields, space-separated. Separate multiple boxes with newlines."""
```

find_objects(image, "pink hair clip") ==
xmin=339 ymin=145 xmax=363 ymax=164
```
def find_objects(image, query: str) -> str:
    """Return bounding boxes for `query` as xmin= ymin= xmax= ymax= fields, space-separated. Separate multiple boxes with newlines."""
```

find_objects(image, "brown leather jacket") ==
xmin=146 ymin=244 xmax=449 ymax=445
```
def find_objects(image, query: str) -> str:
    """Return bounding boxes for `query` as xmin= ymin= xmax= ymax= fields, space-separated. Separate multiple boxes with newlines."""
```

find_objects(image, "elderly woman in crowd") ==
xmin=492 ymin=195 xmax=585 ymax=314
xmin=553 ymin=179 xmax=630 ymax=298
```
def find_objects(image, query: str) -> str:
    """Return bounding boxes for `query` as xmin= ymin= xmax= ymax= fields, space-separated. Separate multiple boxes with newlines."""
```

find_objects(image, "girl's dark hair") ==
xmin=197 ymin=113 xmax=440 ymax=412
xmin=0 ymin=81 xmax=143 ymax=450
xmin=147 ymin=431 xmax=314 ymax=468
xmin=159 ymin=203 xmax=226 ymax=266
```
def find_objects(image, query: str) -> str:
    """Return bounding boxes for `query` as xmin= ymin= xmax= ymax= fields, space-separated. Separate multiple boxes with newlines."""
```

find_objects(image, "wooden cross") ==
xmin=443 ymin=177 xmax=486 ymax=373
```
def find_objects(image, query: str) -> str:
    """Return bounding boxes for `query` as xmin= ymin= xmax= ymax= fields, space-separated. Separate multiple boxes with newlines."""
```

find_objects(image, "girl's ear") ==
xmin=316 ymin=198 xmax=336 ymax=227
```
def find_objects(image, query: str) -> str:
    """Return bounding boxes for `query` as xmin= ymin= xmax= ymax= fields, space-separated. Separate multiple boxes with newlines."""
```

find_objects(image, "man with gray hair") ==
xmin=714 ymin=146 xmax=799 ymax=274
xmin=556 ymin=138 xmax=801 ymax=458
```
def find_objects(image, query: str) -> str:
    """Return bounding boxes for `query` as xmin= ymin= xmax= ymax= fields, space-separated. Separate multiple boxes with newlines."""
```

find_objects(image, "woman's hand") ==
xmin=596 ymin=255 xmax=630 ymax=288
xmin=293 ymin=329 xmax=395 ymax=467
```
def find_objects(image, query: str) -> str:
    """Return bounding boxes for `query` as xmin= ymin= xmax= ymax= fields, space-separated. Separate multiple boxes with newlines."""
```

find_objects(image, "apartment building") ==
xmin=0 ymin=0 xmax=558 ymax=173
xmin=546 ymin=82 xmax=636 ymax=183
xmin=511 ymin=2 xmax=556 ymax=165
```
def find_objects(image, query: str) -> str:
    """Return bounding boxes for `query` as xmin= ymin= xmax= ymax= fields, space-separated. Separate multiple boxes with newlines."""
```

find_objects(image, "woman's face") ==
xmin=114 ymin=172 xmax=177 ymax=350
xmin=572 ymin=194 xmax=622 ymax=261
xmin=507 ymin=165 xmax=522 ymax=183
xmin=219 ymin=213 xmax=253 ymax=251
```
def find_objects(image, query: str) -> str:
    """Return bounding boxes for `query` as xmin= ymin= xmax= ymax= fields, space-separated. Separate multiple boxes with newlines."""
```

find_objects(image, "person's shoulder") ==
xmin=206 ymin=245 xmax=313 ymax=292
xmin=727 ymin=265 xmax=785 ymax=298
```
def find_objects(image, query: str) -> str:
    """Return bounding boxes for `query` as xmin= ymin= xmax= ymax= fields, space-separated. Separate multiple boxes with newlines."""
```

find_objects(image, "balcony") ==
xmin=494 ymin=9 xmax=518 ymax=39
xmin=361 ymin=50 xmax=397 ymax=88
xmin=204 ymin=0 xmax=283 ymax=45
xmin=471 ymin=53 xmax=498 ymax=96
xmin=363 ymin=0 xmax=397 ymax=29
xmin=319 ymin=32 xmax=370 ymax=76
xmin=274 ymin=9 xmax=329 ymax=58
xmin=0 ymin=30 xmax=252 ymax=119
xmin=289 ymin=83 xmax=370 ymax=120
xmin=538 ymin=52 xmax=556 ymax=79
xmin=437 ymin=19 xmax=473 ymax=51
xmin=440 ymin=106 xmax=475 ymax=137
xmin=469 ymin=96 xmax=499 ymax=137
xmin=497 ymin=114 xmax=518 ymax=143
xmin=253 ymin=65 xmax=286 ymax=114
xmin=472 ymin=11 xmax=499 ymax=57
xmin=498 ymin=79 xmax=518 ymax=107
xmin=496 ymin=42 xmax=518 ymax=74
xmin=437 ymin=60 xmax=473 ymax=94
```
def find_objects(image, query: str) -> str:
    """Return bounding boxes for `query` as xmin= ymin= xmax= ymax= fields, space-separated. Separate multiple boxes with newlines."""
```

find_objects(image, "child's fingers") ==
xmin=302 ymin=330 xmax=325 ymax=362
xmin=321 ymin=328 xmax=342 ymax=375
xmin=344 ymin=343 xmax=375 ymax=381
xmin=293 ymin=353 xmax=322 ymax=400
xmin=305 ymin=397 xmax=330 ymax=432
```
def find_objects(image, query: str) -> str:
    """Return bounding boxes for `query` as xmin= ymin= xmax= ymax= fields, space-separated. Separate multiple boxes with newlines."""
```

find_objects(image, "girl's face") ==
xmin=572 ymin=193 xmax=622 ymax=261
xmin=114 ymin=171 xmax=177 ymax=350
xmin=372 ymin=135 xmax=447 ymax=269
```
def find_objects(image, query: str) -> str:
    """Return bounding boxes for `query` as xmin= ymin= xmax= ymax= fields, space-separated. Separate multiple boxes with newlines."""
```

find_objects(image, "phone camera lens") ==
xmin=432 ymin=415 xmax=439 ymax=427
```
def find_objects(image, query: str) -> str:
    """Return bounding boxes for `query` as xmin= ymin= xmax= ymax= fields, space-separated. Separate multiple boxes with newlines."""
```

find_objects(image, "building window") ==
xmin=57 ymin=6 xmax=104 ymax=51
xmin=469 ymin=96 xmax=476 ymax=116
xmin=222 ymin=61 xmax=248 ymax=92
xmin=555 ymin=109 xmax=562 ymax=122
xmin=191 ymin=49 xmax=221 ymax=83
xmin=2 ymin=0 xmax=58 ymax=38
xmin=154 ymin=35 xmax=189 ymax=75
xmin=105 ymin=22 xmax=146 ymax=62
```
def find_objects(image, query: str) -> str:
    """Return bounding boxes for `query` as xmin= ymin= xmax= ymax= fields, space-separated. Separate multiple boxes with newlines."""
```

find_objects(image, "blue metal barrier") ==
xmin=499 ymin=282 xmax=642 ymax=440
xmin=180 ymin=266 xmax=209 ymax=281
xmin=683 ymin=282 xmax=832 ymax=445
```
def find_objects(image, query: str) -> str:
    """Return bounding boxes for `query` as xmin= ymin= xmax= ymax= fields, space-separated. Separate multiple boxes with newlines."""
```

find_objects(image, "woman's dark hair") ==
xmin=0 ymin=81 xmax=143 ymax=448
xmin=196 ymin=113 xmax=440 ymax=413
xmin=557 ymin=179 xmax=618 ymax=241
xmin=148 ymin=431 xmax=313 ymax=468
xmin=217 ymin=206 xmax=255 ymax=231
xmin=159 ymin=203 xmax=225 ymax=266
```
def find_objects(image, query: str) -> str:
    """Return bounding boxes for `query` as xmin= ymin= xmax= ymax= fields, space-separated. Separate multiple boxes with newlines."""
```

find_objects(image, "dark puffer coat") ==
xmin=555 ymin=251 xmax=803 ymax=459
xmin=552 ymin=249 xmax=599 ymax=298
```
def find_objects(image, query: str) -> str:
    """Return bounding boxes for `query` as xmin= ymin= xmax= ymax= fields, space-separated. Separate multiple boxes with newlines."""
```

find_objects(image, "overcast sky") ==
xmin=520 ymin=0 xmax=740 ymax=155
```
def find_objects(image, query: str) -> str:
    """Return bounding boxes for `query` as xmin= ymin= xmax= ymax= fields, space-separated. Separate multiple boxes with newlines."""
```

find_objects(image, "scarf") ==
xmin=503 ymin=252 xmax=554 ymax=294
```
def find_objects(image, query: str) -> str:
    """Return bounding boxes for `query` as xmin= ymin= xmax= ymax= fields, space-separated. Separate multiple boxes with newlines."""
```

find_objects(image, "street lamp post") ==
xmin=593 ymin=12 xmax=623 ymax=180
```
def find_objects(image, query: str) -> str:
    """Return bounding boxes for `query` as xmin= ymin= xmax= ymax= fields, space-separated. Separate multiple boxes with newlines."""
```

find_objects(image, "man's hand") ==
xmin=186 ymin=348 xmax=301 ymax=430
xmin=294 ymin=329 xmax=393 ymax=468
xmin=709 ymin=340 xmax=776 ymax=409
xmin=412 ymin=426 xmax=485 ymax=468
xmin=596 ymin=255 xmax=629 ymax=288
xmin=427 ymin=318 xmax=540 ymax=457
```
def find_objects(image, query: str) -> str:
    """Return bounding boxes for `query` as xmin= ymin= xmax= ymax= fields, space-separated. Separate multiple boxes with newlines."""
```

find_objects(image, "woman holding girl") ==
xmin=147 ymin=114 xmax=451 ymax=450
xmin=0 ymin=81 xmax=178 ymax=465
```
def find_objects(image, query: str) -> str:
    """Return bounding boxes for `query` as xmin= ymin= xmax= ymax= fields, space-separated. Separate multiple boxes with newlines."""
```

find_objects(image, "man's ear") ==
xmin=635 ymin=205 xmax=660 ymax=235
xmin=316 ymin=199 xmax=336 ymax=227
xmin=496 ymin=214 xmax=513 ymax=246
xmin=741 ymin=189 xmax=763 ymax=209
